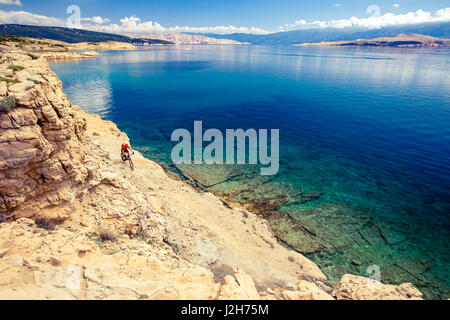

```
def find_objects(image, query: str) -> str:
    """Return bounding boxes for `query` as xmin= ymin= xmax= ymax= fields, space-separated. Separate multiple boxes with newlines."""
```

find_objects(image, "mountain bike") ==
xmin=121 ymin=151 xmax=134 ymax=170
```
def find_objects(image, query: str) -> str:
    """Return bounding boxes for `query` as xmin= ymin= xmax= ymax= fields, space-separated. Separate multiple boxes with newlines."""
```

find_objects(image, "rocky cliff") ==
xmin=0 ymin=47 xmax=424 ymax=300
xmin=0 ymin=50 xmax=90 ymax=219
xmin=69 ymin=41 xmax=137 ymax=51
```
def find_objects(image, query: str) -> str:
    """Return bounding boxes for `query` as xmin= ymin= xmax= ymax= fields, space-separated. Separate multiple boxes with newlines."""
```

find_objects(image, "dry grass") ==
xmin=35 ymin=217 xmax=58 ymax=230
xmin=98 ymin=228 xmax=118 ymax=242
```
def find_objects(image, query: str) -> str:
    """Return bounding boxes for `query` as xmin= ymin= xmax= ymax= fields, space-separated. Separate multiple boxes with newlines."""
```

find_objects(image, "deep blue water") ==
xmin=52 ymin=45 xmax=450 ymax=298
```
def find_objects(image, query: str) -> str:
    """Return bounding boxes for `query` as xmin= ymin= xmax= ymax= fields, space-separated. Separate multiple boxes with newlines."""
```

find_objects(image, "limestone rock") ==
xmin=279 ymin=280 xmax=334 ymax=300
xmin=0 ymin=52 xmax=90 ymax=218
xmin=132 ymin=33 xmax=247 ymax=45
xmin=297 ymin=280 xmax=334 ymax=300
xmin=332 ymin=274 xmax=423 ymax=300
xmin=218 ymin=268 xmax=260 ymax=300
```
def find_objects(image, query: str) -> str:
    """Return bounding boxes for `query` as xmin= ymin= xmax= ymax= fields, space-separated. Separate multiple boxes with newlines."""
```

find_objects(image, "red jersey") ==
xmin=121 ymin=144 xmax=131 ymax=152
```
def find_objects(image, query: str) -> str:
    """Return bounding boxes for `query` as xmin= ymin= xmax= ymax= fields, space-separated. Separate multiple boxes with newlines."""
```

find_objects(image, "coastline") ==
xmin=294 ymin=34 xmax=450 ymax=48
xmin=0 ymin=47 xmax=425 ymax=300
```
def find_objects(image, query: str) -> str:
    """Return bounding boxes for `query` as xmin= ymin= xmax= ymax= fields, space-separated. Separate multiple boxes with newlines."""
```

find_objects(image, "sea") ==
xmin=52 ymin=45 xmax=450 ymax=299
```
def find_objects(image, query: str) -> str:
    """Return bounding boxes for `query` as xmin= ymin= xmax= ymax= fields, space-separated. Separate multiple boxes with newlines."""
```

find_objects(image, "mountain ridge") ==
xmin=0 ymin=24 xmax=173 ymax=45
xmin=3 ymin=22 xmax=450 ymax=46
xmin=199 ymin=22 xmax=450 ymax=44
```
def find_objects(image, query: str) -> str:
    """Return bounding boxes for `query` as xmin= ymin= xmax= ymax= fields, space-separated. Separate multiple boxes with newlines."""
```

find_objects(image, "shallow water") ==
xmin=52 ymin=45 xmax=450 ymax=299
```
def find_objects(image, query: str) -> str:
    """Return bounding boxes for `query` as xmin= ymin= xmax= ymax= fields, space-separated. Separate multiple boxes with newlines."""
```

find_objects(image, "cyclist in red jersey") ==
xmin=121 ymin=143 xmax=132 ymax=154
xmin=121 ymin=143 xmax=134 ymax=163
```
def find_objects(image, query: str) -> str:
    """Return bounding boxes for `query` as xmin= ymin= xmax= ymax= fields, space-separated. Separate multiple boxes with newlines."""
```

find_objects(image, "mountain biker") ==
xmin=121 ymin=143 xmax=134 ymax=160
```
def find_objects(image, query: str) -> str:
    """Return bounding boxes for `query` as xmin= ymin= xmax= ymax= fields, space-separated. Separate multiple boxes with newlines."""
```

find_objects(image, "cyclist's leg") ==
xmin=122 ymin=150 xmax=130 ymax=162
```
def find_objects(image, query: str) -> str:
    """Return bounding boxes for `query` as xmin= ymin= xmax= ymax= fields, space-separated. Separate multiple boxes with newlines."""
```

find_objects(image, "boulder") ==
xmin=332 ymin=274 xmax=423 ymax=300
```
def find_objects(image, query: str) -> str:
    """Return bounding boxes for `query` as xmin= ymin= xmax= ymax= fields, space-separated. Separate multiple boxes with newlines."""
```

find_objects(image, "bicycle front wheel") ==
xmin=129 ymin=159 xmax=134 ymax=170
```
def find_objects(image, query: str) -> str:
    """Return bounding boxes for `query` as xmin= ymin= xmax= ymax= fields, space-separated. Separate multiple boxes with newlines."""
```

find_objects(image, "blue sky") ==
xmin=0 ymin=0 xmax=449 ymax=34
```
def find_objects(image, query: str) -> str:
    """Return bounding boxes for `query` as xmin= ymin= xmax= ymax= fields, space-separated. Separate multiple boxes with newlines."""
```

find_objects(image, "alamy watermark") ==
xmin=366 ymin=5 xmax=381 ymax=18
xmin=66 ymin=5 xmax=81 ymax=28
xmin=171 ymin=121 xmax=279 ymax=176
xmin=366 ymin=264 xmax=382 ymax=290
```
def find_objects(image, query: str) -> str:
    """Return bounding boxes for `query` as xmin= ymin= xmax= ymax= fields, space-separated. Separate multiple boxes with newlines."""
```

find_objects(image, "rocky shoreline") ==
xmin=0 ymin=44 xmax=424 ymax=300
xmin=295 ymin=33 xmax=450 ymax=48
xmin=0 ymin=36 xmax=141 ymax=62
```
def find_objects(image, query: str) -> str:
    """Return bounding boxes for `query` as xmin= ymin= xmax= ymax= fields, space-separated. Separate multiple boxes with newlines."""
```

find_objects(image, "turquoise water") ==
xmin=52 ymin=46 xmax=450 ymax=299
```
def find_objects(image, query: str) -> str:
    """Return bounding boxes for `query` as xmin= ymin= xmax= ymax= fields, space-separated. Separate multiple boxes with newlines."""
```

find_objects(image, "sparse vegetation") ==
xmin=135 ymin=229 xmax=149 ymax=241
xmin=0 ymin=36 xmax=65 ymax=49
xmin=0 ymin=64 xmax=24 ymax=86
xmin=0 ymin=77 xmax=21 ymax=85
xmin=99 ymin=228 xmax=118 ymax=242
xmin=0 ymin=95 xmax=17 ymax=113
xmin=163 ymin=237 xmax=180 ymax=254
xmin=139 ymin=294 xmax=149 ymax=299
xmin=8 ymin=65 xmax=25 ymax=73
xmin=35 ymin=217 xmax=64 ymax=231
xmin=38 ymin=73 xmax=49 ymax=82
xmin=27 ymin=78 xmax=40 ymax=84
xmin=106 ymin=250 xmax=119 ymax=255
xmin=0 ymin=36 xmax=32 ymax=45
xmin=86 ymin=233 xmax=101 ymax=247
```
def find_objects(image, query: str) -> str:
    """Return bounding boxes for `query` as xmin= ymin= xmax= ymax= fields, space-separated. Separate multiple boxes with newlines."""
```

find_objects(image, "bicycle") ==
xmin=121 ymin=150 xmax=134 ymax=170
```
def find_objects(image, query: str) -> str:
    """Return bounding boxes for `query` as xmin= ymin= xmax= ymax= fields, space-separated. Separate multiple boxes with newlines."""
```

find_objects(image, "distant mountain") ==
xmin=130 ymin=33 xmax=248 ymax=45
xmin=296 ymin=33 xmax=450 ymax=48
xmin=3 ymin=22 xmax=449 ymax=47
xmin=200 ymin=22 xmax=450 ymax=45
xmin=0 ymin=24 xmax=172 ymax=45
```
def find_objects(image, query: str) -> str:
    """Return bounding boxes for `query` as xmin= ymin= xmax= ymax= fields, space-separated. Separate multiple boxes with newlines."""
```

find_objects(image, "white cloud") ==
xmin=393 ymin=4 xmax=400 ymax=9
xmin=0 ymin=0 xmax=22 ymax=6
xmin=1 ymin=7 xmax=449 ymax=36
xmin=166 ymin=25 xmax=270 ymax=34
xmin=0 ymin=9 xmax=64 ymax=26
xmin=81 ymin=16 xmax=110 ymax=24
xmin=84 ymin=16 xmax=270 ymax=34
xmin=334 ymin=3 xmax=343 ymax=8
xmin=279 ymin=7 xmax=450 ymax=31
xmin=85 ymin=16 xmax=166 ymax=33
xmin=0 ymin=10 xmax=268 ymax=34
